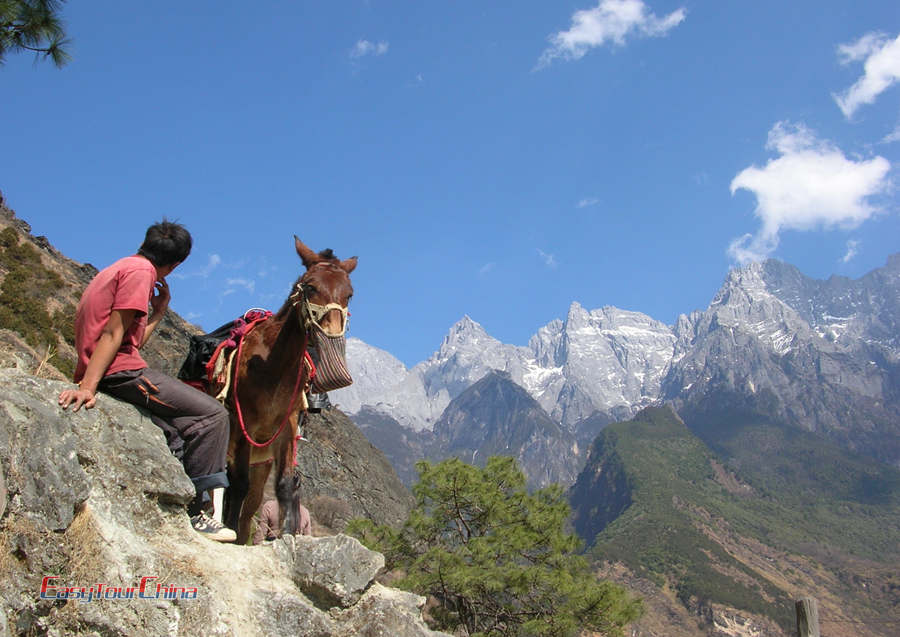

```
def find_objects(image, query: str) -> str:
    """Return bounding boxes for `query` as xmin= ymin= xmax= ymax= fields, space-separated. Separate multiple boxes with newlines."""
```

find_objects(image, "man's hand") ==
xmin=58 ymin=387 xmax=97 ymax=412
xmin=150 ymin=277 xmax=170 ymax=316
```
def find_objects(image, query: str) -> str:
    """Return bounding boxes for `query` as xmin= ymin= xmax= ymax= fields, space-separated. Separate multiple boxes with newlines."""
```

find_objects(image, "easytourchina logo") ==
xmin=40 ymin=576 xmax=198 ymax=603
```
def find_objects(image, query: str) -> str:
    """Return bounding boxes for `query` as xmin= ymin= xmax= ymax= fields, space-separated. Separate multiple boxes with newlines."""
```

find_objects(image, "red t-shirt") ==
xmin=74 ymin=255 xmax=157 ymax=382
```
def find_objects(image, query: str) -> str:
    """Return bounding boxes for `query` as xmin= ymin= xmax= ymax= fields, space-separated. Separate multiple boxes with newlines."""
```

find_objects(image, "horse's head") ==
xmin=290 ymin=236 xmax=357 ymax=337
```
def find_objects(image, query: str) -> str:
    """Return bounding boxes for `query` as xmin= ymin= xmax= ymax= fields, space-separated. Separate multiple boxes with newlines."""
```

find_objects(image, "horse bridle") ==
xmin=289 ymin=267 xmax=349 ymax=337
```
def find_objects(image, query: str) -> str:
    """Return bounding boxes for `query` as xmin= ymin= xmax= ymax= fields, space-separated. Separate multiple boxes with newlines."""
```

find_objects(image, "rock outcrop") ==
xmin=0 ymin=369 xmax=445 ymax=636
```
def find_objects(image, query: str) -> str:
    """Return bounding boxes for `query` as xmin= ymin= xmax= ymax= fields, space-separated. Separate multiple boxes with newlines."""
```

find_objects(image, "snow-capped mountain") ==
xmin=331 ymin=318 xmax=531 ymax=432
xmin=529 ymin=304 xmax=676 ymax=425
xmin=664 ymin=257 xmax=900 ymax=465
xmin=335 ymin=253 xmax=900 ymax=481
xmin=334 ymin=305 xmax=677 ymax=432
xmin=337 ymin=254 xmax=899 ymax=451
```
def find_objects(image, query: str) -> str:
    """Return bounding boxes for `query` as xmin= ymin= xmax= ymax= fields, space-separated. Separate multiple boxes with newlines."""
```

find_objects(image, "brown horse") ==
xmin=223 ymin=236 xmax=356 ymax=544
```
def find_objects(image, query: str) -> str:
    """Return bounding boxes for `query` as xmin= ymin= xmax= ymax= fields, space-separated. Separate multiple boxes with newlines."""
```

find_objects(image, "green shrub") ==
xmin=349 ymin=456 xmax=643 ymax=637
xmin=0 ymin=226 xmax=75 ymax=375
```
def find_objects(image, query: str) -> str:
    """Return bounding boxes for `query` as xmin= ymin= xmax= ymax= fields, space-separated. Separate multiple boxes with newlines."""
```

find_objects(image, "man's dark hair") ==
xmin=137 ymin=220 xmax=192 ymax=267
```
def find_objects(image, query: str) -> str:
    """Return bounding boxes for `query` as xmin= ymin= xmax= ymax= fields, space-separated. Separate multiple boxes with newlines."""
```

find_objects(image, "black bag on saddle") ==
xmin=177 ymin=319 xmax=240 ymax=383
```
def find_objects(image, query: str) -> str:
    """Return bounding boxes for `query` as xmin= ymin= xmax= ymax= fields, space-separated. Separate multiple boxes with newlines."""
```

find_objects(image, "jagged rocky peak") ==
xmin=416 ymin=315 xmax=531 ymax=401
xmin=711 ymin=260 xmax=770 ymax=306
xmin=425 ymin=315 xmax=520 ymax=375
xmin=440 ymin=314 xmax=491 ymax=350
xmin=561 ymin=302 xmax=674 ymax=337
xmin=701 ymin=261 xmax=811 ymax=355
xmin=755 ymin=253 xmax=900 ymax=355
xmin=564 ymin=300 xmax=590 ymax=326
xmin=528 ymin=318 xmax=564 ymax=367
xmin=553 ymin=303 xmax=677 ymax=415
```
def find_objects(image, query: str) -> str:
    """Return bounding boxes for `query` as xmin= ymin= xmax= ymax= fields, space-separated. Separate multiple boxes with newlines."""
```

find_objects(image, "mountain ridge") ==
xmin=574 ymin=404 xmax=900 ymax=637
xmin=336 ymin=253 xmax=900 ymax=469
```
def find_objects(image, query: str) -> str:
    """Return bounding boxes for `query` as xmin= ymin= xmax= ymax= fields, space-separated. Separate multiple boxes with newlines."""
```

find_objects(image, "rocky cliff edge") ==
xmin=0 ymin=369 xmax=445 ymax=637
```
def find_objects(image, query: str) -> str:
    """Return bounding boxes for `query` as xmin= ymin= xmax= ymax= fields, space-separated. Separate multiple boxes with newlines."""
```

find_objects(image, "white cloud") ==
xmin=537 ymin=249 xmax=558 ymax=268
xmin=728 ymin=122 xmax=891 ymax=264
xmin=834 ymin=32 xmax=900 ymax=118
xmin=350 ymin=39 xmax=389 ymax=59
xmin=842 ymin=239 xmax=860 ymax=263
xmin=225 ymin=278 xmax=256 ymax=294
xmin=577 ymin=197 xmax=600 ymax=208
xmin=537 ymin=0 xmax=686 ymax=68
xmin=837 ymin=33 xmax=885 ymax=64
xmin=170 ymin=253 xmax=221 ymax=279
xmin=201 ymin=254 xmax=221 ymax=275
xmin=883 ymin=121 xmax=900 ymax=144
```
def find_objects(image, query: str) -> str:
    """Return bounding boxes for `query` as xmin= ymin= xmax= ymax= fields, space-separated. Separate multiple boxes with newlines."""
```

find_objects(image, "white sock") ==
xmin=211 ymin=488 xmax=225 ymax=523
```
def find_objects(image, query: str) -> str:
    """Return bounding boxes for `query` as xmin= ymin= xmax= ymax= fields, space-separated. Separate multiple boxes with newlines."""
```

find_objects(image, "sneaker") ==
xmin=190 ymin=512 xmax=237 ymax=543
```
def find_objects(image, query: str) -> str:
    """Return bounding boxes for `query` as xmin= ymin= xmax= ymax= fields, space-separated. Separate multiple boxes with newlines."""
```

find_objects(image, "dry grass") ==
xmin=62 ymin=504 xmax=110 ymax=584
xmin=0 ymin=328 xmax=67 ymax=380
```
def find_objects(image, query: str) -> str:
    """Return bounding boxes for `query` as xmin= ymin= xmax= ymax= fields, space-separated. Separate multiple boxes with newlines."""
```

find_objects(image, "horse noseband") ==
xmin=290 ymin=281 xmax=349 ymax=337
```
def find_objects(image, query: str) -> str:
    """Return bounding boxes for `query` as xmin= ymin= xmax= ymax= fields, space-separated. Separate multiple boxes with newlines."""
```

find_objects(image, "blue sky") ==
xmin=3 ymin=1 xmax=899 ymax=367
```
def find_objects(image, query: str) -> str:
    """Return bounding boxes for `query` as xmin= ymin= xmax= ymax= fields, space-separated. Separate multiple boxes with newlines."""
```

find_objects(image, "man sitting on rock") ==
xmin=57 ymin=220 xmax=236 ymax=543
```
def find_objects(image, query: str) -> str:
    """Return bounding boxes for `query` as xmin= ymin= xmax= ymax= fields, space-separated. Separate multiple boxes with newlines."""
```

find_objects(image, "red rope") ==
xmin=232 ymin=318 xmax=306 ymax=449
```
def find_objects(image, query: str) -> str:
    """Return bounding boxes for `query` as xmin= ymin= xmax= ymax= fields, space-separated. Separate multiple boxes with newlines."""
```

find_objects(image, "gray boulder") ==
xmin=0 ymin=374 xmax=91 ymax=531
xmin=274 ymin=534 xmax=385 ymax=609
xmin=335 ymin=584 xmax=448 ymax=637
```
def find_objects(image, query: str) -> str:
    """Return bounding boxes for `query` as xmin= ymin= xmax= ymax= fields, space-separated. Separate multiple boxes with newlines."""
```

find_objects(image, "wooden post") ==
xmin=795 ymin=597 xmax=820 ymax=637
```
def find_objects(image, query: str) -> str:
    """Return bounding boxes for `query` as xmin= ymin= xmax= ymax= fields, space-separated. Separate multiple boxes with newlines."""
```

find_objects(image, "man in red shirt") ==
xmin=58 ymin=221 xmax=235 ymax=543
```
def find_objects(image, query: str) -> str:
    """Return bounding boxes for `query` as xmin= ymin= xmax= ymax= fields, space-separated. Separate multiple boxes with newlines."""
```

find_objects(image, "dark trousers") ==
xmin=99 ymin=368 xmax=229 ymax=515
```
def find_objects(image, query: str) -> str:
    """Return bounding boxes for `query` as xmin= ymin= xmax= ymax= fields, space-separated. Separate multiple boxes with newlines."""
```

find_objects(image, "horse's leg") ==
xmin=275 ymin=429 xmax=302 ymax=536
xmin=237 ymin=460 xmax=271 ymax=545
xmin=225 ymin=443 xmax=249 ymax=533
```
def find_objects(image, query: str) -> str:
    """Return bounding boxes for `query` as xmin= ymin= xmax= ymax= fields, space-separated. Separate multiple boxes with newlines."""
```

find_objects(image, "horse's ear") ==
xmin=339 ymin=256 xmax=358 ymax=274
xmin=294 ymin=236 xmax=320 ymax=268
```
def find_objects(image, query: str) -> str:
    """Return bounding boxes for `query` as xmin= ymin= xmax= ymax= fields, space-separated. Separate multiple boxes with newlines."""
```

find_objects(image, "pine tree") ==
xmin=0 ymin=0 xmax=70 ymax=67
xmin=348 ymin=456 xmax=642 ymax=636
